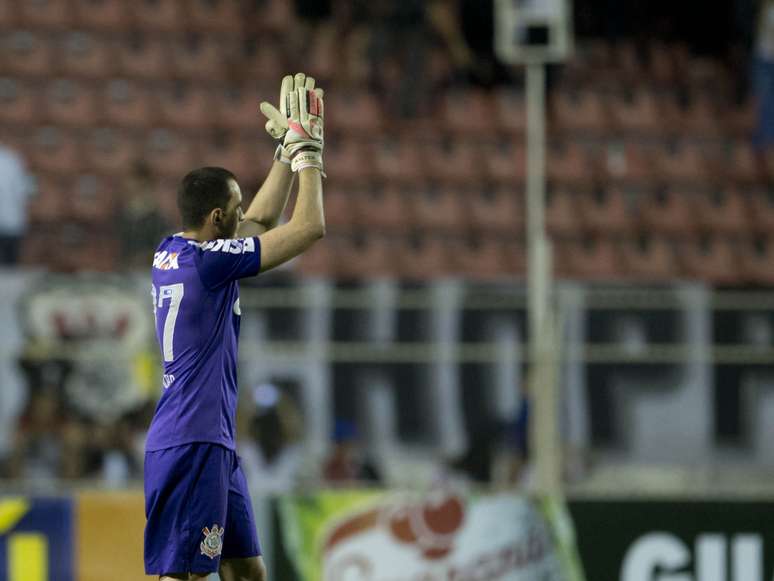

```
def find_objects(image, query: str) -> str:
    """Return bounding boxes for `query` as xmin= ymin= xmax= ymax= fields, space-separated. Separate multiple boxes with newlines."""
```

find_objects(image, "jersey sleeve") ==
xmin=194 ymin=237 xmax=262 ymax=289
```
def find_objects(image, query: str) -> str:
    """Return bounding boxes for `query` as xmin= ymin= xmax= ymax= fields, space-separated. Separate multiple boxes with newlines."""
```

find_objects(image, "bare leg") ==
xmin=219 ymin=556 xmax=267 ymax=581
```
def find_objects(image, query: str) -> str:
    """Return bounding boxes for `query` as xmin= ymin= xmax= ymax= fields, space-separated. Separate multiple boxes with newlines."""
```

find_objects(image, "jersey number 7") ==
xmin=151 ymin=283 xmax=185 ymax=362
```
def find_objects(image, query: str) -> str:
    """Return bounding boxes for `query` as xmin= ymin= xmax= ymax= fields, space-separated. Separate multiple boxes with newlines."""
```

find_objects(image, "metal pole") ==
xmin=525 ymin=62 xmax=561 ymax=494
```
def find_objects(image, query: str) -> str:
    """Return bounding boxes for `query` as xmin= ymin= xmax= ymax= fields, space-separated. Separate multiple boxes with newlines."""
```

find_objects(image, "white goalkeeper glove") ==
xmin=259 ymin=73 xmax=318 ymax=165
xmin=284 ymin=85 xmax=325 ymax=174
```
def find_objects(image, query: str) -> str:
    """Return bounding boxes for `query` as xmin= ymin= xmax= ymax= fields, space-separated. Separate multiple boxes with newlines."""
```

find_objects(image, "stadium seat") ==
xmin=739 ymin=236 xmax=774 ymax=285
xmin=144 ymin=129 xmax=197 ymax=179
xmin=44 ymin=79 xmax=98 ymax=126
xmin=653 ymin=141 xmax=709 ymax=186
xmin=27 ymin=173 xmax=65 ymax=223
xmin=158 ymin=83 xmax=213 ymax=130
xmin=325 ymin=91 xmax=383 ymax=137
xmin=424 ymin=140 xmax=482 ymax=186
xmin=323 ymin=139 xmax=375 ymax=186
xmin=604 ymin=141 xmax=654 ymax=187
xmin=619 ymin=234 xmax=679 ymax=281
xmin=17 ymin=0 xmax=71 ymax=29
xmin=68 ymin=173 xmax=118 ymax=223
xmin=0 ymin=78 xmax=39 ymax=126
xmin=117 ymin=33 xmax=170 ymax=79
xmin=648 ymin=42 xmax=678 ymax=85
xmin=60 ymin=31 xmax=115 ymax=78
xmin=578 ymin=187 xmax=631 ymax=235
xmin=374 ymin=138 xmax=425 ymax=185
xmin=170 ymin=34 xmax=231 ymax=81
xmin=613 ymin=41 xmax=644 ymax=84
xmin=334 ymin=233 xmax=395 ymax=279
xmin=748 ymin=189 xmax=774 ymax=233
xmin=450 ymin=235 xmax=505 ymax=280
xmin=692 ymin=188 xmax=750 ymax=235
xmin=320 ymin=187 xmax=355 ymax=230
xmin=408 ymin=186 xmax=466 ymax=232
xmin=677 ymin=235 xmax=741 ymax=285
xmin=126 ymin=0 xmax=182 ymax=32
xmin=556 ymin=236 xmax=621 ymax=280
xmin=239 ymin=37 xmax=285 ymax=82
xmin=723 ymin=141 xmax=760 ymax=184
xmin=483 ymin=142 xmax=526 ymax=185
xmin=396 ymin=233 xmax=451 ymax=280
xmin=501 ymin=237 xmax=527 ymax=277
xmin=72 ymin=0 xmax=127 ymax=30
xmin=680 ymin=95 xmax=722 ymax=138
xmin=548 ymin=141 xmax=597 ymax=187
xmin=188 ymin=0 xmax=242 ymax=33
xmin=552 ymin=89 xmax=610 ymax=136
xmin=351 ymin=185 xmax=406 ymax=232
xmin=212 ymin=84 xmax=266 ymax=132
xmin=27 ymin=126 xmax=82 ymax=175
xmin=101 ymin=79 xmax=155 ymax=128
xmin=466 ymin=186 xmax=523 ymax=235
xmin=0 ymin=1 xmax=16 ymax=28
xmin=546 ymin=189 xmax=582 ymax=237
xmin=725 ymin=98 xmax=756 ymax=138
xmin=639 ymin=188 xmax=697 ymax=236
xmin=296 ymin=235 xmax=335 ymax=276
xmin=609 ymin=88 xmax=664 ymax=136
xmin=249 ymin=0 xmax=294 ymax=34
xmin=493 ymin=89 xmax=526 ymax=136
xmin=1 ymin=31 xmax=53 ymax=77
xmin=441 ymin=90 xmax=495 ymax=136
xmin=198 ymin=133 xmax=257 ymax=183
xmin=85 ymin=128 xmax=139 ymax=175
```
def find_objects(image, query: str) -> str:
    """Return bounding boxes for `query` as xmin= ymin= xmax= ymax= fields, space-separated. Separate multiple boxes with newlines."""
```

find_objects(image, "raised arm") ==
xmin=258 ymin=167 xmax=324 ymax=272
xmin=238 ymin=161 xmax=295 ymax=237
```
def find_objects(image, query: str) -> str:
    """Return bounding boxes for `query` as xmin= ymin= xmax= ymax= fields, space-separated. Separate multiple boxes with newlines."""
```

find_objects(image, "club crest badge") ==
xmin=200 ymin=524 xmax=224 ymax=559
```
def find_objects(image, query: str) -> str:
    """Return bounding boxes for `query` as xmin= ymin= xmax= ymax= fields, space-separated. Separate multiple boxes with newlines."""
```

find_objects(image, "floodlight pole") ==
xmin=525 ymin=61 xmax=561 ymax=494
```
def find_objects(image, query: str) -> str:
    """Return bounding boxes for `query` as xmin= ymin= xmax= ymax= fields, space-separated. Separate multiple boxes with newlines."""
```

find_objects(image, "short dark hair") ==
xmin=177 ymin=167 xmax=237 ymax=229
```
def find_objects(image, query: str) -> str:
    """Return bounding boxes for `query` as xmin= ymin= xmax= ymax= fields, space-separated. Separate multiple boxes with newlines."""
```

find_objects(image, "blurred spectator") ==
xmin=322 ymin=419 xmax=382 ymax=485
xmin=239 ymin=383 xmax=306 ymax=493
xmin=118 ymin=160 xmax=171 ymax=270
xmin=0 ymin=143 xmax=34 ymax=265
xmin=755 ymin=0 xmax=774 ymax=147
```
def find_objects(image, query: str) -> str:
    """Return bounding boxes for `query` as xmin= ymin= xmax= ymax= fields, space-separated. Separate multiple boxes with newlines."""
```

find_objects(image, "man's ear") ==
xmin=211 ymin=208 xmax=223 ymax=225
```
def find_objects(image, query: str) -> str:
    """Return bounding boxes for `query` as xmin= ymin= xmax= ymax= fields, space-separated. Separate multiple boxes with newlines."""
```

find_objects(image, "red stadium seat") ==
xmin=501 ymin=237 xmax=527 ymax=277
xmin=188 ymin=0 xmax=242 ymax=33
xmin=466 ymin=186 xmax=523 ymax=235
xmin=351 ymin=185 xmax=406 ymax=232
xmin=483 ymin=142 xmax=526 ymax=185
xmin=239 ymin=38 xmax=285 ymax=82
xmin=653 ymin=141 xmax=709 ymax=186
xmin=44 ymin=79 xmax=98 ymax=126
xmin=1 ymin=31 xmax=54 ymax=77
xmin=320 ymin=187 xmax=355 ymax=230
xmin=548 ymin=141 xmax=597 ymax=187
xmin=739 ymin=237 xmax=774 ymax=285
xmin=722 ymin=141 xmax=760 ymax=184
xmin=493 ymin=89 xmax=526 ymax=135
xmin=212 ymin=85 xmax=266 ymax=132
xmin=609 ymin=88 xmax=664 ymax=136
xmin=424 ymin=140 xmax=482 ymax=186
xmin=692 ymin=188 xmax=750 ymax=236
xmin=441 ymin=90 xmax=495 ymax=136
xmin=27 ymin=127 xmax=82 ymax=175
xmin=546 ymin=189 xmax=582 ymax=237
xmin=60 ymin=32 xmax=115 ymax=79
xmin=323 ymin=139 xmax=375 ymax=186
xmin=84 ymin=128 xmax=139 ymax=176
xmin=0 ymin=1 xmax=16 ymax=27
xmin=408 ymin=187 xmax=466 ymax=232
xmin=198 ymin=134 xmax=257 ymax=183
xmin=325 ymin=91 xmax=383 ymax=137
xmin=334 ymin=233 xmax=395 ymax=279
xmin=677 ymin=235 xmax=741 ymax=285
xmin=619 ymin=234 xmax=679 ymax=281
xmin=117 ymin=34 xmax=170 ymax=80
xmin=101 ymin=79 xmax=156 ymax=128
xmin=748 ymin=189 xmax=774 ymax=234
xmin=604 ymin=141 xmax=654 ymax=187
xmin=676 ymin=95 xmax=722 ymax=138
xmin=556 ymin=236 xmax=621 ymax=280
xmin=0 ymin=78 xmax=39 ymax=126
xmin=170 ymin=34 xmax=231 ymax=82
xmin=725 ymin=99 xmax=756 ymax=138
xmin=296 ymin=236 xmax=335 ymax=276
xmin=552 ymin=89 xmax=610 ymax=136
xmin=158 ymin=83 xmax=213 ymax=131
xmin=250 ymin=0 xmax=295 ymax=34
xmin=578 ymin=188 xmax=631 ymax=235
xmin=72 ymin=0 xmax=127 ymax=30
xmin=144 ymin=129 xmax=198 ymax=179
xmin=17 ymin=0 xmax=71 ymax=29
xmin=450 ymin=235 xmax=505 ymax=280
xmin=126 ymin=0 xmax=182 ymax=32
xmin=396 ymin=234 xmax=451 ymax=280
xmin=27 ymin=173 xmax=66 ymax=223
xmin=649 ymin=42 xmax=678 ymax=85
xmin=374 ymin=138 xmax=425 ymax=186
xmin=639 ymin=188 xmax=697 ymax=237
xmin=68 ymin=173 xmax=118 ymax=223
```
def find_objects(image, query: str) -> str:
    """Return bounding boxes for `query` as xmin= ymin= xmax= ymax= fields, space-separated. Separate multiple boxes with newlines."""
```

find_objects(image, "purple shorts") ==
xmin=144 ymin=443 xmax=261 ymax=575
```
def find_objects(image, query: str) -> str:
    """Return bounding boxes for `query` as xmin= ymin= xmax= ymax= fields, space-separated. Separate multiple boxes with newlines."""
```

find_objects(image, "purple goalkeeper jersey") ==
xmin=145 ymin=234 xmax=261 ymax=452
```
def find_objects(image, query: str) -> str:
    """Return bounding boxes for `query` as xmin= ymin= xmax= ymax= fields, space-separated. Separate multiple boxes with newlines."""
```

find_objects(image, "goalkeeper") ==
xmin=143 ymin=73 xmax=325 ymax=581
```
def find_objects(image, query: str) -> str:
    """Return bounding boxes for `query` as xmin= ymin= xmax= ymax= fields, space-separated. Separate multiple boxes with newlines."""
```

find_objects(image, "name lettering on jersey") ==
xmin=201 ymin=238 xmax=256 ymax=255
xmin=153 ymin=251 xmax=180 ymax=270
xmin=162 ymin=374 xmax=175 ymax=388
